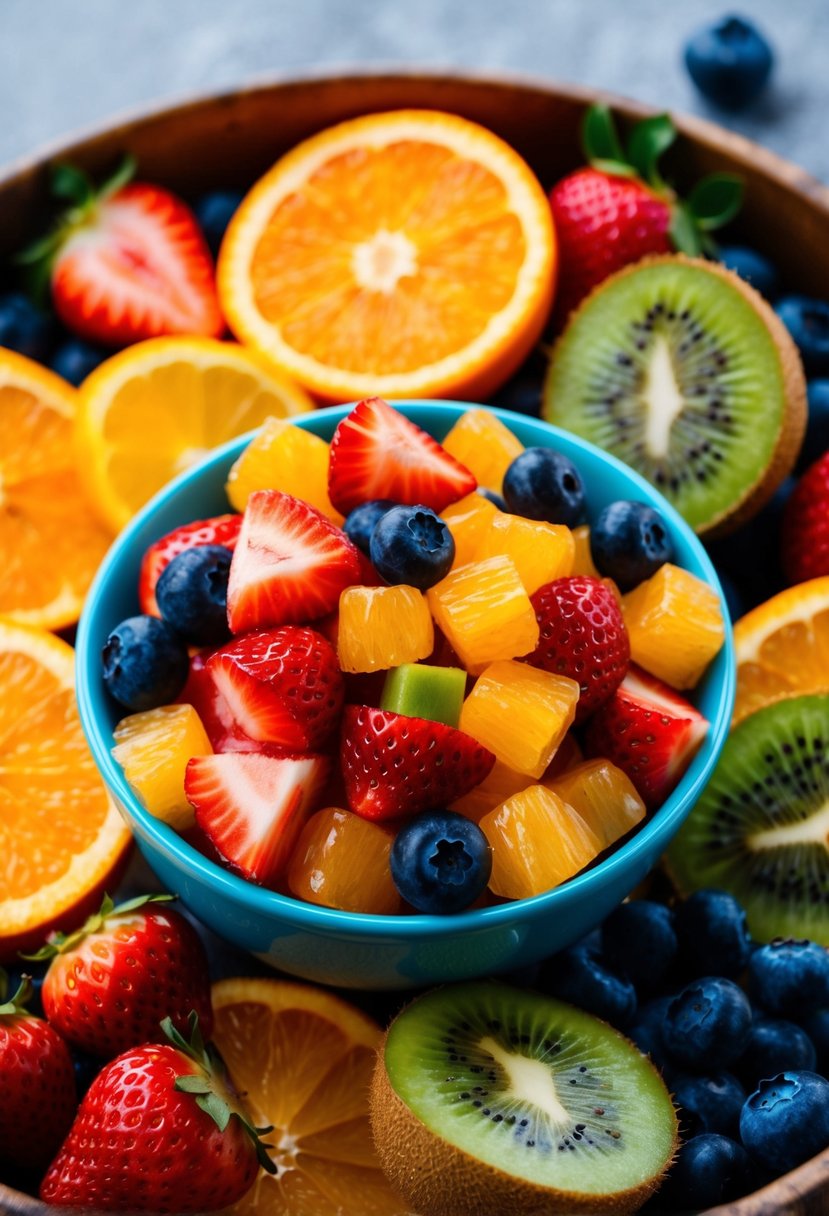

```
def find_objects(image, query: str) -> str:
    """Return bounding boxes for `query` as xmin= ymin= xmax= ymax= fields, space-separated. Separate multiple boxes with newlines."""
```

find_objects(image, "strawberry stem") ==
xmin=0 ymin=972 xmax=34 ymax=1017
xmin=23 ymin=892 xmax=176 ymax=961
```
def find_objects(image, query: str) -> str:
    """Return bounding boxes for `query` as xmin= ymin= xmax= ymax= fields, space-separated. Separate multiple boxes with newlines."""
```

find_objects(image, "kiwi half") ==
xmin=543 ymin=256 xmax=806 ymax=536
xmin=370 ymin=981 xmax=677 ymax=1215
xmin=667 ymin=694 xmax=829 ymax=944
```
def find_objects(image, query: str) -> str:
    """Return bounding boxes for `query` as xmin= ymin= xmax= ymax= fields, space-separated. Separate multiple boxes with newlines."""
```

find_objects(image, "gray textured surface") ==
xmin=1 ymin=1 xmax=826 ymax=181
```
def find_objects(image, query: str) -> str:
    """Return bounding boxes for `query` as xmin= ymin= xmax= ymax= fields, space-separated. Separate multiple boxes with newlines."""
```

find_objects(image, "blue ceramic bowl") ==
xmin=76 ymin=401 xmax=735 ymax=990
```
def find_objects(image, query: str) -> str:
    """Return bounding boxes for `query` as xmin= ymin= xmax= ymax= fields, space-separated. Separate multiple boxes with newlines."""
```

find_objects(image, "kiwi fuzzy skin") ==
xmin=370 ymin=1029 xmax=678 ymax=1216
xmin=545 ymin=254 xmax=807 ymax=539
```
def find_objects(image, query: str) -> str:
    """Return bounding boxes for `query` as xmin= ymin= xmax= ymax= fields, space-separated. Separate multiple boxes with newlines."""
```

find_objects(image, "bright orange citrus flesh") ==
xmin=218 ymin=110 xmax=556 ymax=402
xmin=0 ymin=620 xmax=131 ymax=960
xmin=211 ymin=977 xmax=408 ymax=1215
xmin=0 ymin=349 xmax=113 ymax=629
xmin=732 ymin=577 xmax=829 ymax=723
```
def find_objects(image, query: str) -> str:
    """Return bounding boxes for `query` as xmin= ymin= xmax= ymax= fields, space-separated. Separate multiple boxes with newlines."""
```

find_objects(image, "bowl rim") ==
xmin=76 ymin=400 xmax=735 ymax=937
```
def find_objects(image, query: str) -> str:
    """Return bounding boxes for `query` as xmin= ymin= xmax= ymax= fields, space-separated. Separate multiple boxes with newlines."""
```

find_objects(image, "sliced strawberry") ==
xmin=340 ymin=705 xmax=495 ymax=821
xmin=227 ymin=490 xmax=361 ymax=634
xmin=185 ymin=752 xmax=328 ymax=886
xmin=582 ymin=665 xmax=708 ymax=810
xmin=139 ymin=514 xmax=242 ymax=616
xmin=328 ymin=398 xmax=477 ymax=515
xmin=206 ymin=627 xmax=344 ymax=750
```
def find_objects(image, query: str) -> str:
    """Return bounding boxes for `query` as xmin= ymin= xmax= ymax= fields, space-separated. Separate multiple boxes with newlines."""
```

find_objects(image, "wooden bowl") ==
xmin=1 ymin=69 xmax=827 ymax=1216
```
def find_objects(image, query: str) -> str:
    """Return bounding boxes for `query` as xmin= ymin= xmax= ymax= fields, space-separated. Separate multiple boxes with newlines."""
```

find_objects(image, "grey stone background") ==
xmin=1 ymin=0 xmax=827 ymax=181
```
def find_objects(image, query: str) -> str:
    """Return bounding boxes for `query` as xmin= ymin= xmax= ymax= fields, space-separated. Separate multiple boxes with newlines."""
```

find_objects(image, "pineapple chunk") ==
xmin=112 ymin=704 xmax=212 ymax=830
xmin=622 ymin=563 xmax=725 ymax=688
xmin=427 ymin=557 xmax=539 ymax=673
xmin=226 ymin=417 xmax=342 ymax=522
xmin=548 ymin=759 xmax=646 ymax=850
xmin=337 ymin=585 xmax=433 ymax=673
xmin=476 ymin=514 xmax=575 ymax=595
xmin=441 ymin=408 xmax=524 ymax=492
xmin=441 ymin=493 xmax=499 ymax=569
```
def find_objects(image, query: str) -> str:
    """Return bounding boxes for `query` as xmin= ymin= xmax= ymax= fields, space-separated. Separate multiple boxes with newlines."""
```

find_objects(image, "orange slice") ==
xmin=75 ymin=337 xmax=315 ymax=531
xmin=0 ymin=619 xmax=132 ymax=960
xmin=218 ymin=110 xmax=556 ymax=402
xmin=732 ymin=577 xmax=829 ymax=723
xmin=0 ymin=348 xmax=113 ymax=629
xmin=211 ymin=977 xmax=408 ymax=1215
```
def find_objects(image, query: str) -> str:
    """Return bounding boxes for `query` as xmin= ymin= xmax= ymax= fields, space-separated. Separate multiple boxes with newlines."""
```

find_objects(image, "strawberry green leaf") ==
xmin=687 ymin=173 xmax=744 ymax=231
xmin=23 ymin=892 xmax=175 ymax=961
xmin=582 ymin=104 xmax=626 ymax=165
xmin=50 ymin=162 xmax=94 ymax=208
xmin=0 ymin=974 xmax=33 ymax=1017
xmin=669 ymin=204 xmax=704 ymax=257
xmin=99 ymin=153 xmax=137 ymax=201
xmin=175 ymin=1075 xmax=213 ymax=1094
xmin=196 ymin=1091 xmax=232 ymax=1132
xmin=626 ymin=113 xmax=676 ymax=191
xmin=590 ymin=158 xmax=638 ymax=180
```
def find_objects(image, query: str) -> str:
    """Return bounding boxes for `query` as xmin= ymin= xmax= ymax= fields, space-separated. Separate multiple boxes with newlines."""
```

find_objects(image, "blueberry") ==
xmin=369 ymin=505 xmax=455 ymax=590
xmin=627 ymin=995 xmax=673 ymax=1070
xmin=193 ymin=190 xmax=245 ymax=257
xmin=590 ymin=500 xmax=673 ymax=592
xmin=102 ymin=615 xmax=189 ymax=711
xmin=749 ymin=938 xmax=829 ymax=1016
xmin=718 ymin=246 xmax=779 ymax=300
xmin=342 ymin=499 xmax=396 ymax=556
xmin=601 ymin=901 xmax=677 ymax=993
xmin=776 ymin=296 xmax=829 ymax=375
xmin=684 ymin=15 xmax=774 ymax=110
xmin=0 ymin=291 xmax=54 ymax=361
xmin=477 ymin=487 xmax=507 ymax=511
xmin=797 ymin=1008 xmax=829 ymax=1074
xmin=672 ymin=1071 xmax=746 ymax=1137
xmin=155 ymin=545 xmax=233 ymax=646
xmin=674 ymin=889 xmax=752 ymax=979
xmin=663 ymin=977 xmax=752 ymax=1070
xmin=737 ymin=1017 xmax=817 ymax=1089
xmin=542 ymin=940 xmax=637 ymax=1027
xmin=502 ymin=448 xmax=585 ymax=526
xmin=389 ymin=811 xmax=491 ymax=914
xmin=799 ymin=380 xmax=829 ymax=471
xmin=659 ymin=1133 xmax=753 ymax=1209
xmin=49 ymin=338 xmax=107 ymax=386
xmin=740 ymin=1071 xmax=829 ymax=1174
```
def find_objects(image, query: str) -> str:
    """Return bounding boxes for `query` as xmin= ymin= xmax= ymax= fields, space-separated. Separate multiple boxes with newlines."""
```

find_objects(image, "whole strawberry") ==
xmin=550 ymin=105 xmax=743 ymax=319
xmin=34 ymin=894 xmax=213 ymax=1059
xmin=781 ymin=451 xmax=829 ymax=584
xmin=524 ymin=576 xmax=629 ymax=723
xmin=0 ymin=970 xmax=76 ymax=1174
xmin=40 ymin=1015 xmax=274 ymax=1212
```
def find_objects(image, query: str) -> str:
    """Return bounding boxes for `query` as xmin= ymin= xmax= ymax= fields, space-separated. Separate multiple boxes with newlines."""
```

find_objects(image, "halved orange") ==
xmin=211 ymin=977 xmax=408 ymax=1215
xmin=732 ymin=576 xmax=829 ymax=723
xmin=0 ymin=619 xmax=132 ymax=960
xmin=0 ymin=348 xmax=113 ymax=629
xmin=218 ymin=110 xmax=556 ymax=402
xmin=75 ymin=336 xmax=315 ymax=532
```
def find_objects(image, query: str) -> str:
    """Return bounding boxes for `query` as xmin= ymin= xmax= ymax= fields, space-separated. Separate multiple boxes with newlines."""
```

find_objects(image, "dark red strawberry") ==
xmin=35 ymin=894 xmax=213 ymax=1059
xmin=524 ymin=576 xmax=629 ymax=723
xmin=327 ymin=397 xmax=476 ymax=515
xmin=227 ymin=490 xmax=361 ymax=634
xmin=20 ymin=159 xmax=223 ymax=347
xmin=185 ymin=752 xmax=328 ymax=886
xmin=206 ymin=627 xmax=344 ymax=750
xmin=583 ymin=665 xmax=708 ymax=809
xmin=340 ymin=705 xmax=495 ymax=821
xmin=140 ymin=514 xmax=242 ymax=615
xmin=781 ymin=451 xmax=829 ymax=584
xmin=0 ymin=970 xmax=76 ymax=1173
xmin=40 ymin=1016 xmax=273 ymax=1212
xmin=549 ymin=105 xmax=742 ymax=319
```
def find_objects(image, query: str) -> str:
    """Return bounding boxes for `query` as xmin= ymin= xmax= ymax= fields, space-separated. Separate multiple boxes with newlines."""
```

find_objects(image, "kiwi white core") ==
xmin=748 ymin=800 xmax=829 ymax=850
xmin=641 ymin=335 xmax=686 ymax=458
xmin=477 ymin=1034 xmax=570 ymax=1127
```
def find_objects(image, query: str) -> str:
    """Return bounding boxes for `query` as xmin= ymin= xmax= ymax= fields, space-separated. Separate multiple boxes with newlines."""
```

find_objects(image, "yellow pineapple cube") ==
xmin=337 ymin=585 xmax=434 ymax=673
xmin=427 ymin=557 xmax=539 ymax=672
xmin=548 ymin=760 xmax=646 ymax=850
xmin=450 ymin=759 xmax=532 ymax=821
xmin=225 ymin=417 xmax=342 ymax=522
xmin=112 ymin=704 xmax=212 ymax=831
xmin=571 ymin=525 xmax=600 ymax=578
xmin=476 ymin=515 xmax=575 ymax=595
xmin=622 ymin=563 xmax=725 ymax=688
xmin=459 ymin=659 xmax=580 ymax=777
xmin=480 ymin=785 xmax=603 ymax=900
xmin=441 ymin=493 xmax=498 ymax=568
xmin=441 ymin=408 xmax=524 ymax=492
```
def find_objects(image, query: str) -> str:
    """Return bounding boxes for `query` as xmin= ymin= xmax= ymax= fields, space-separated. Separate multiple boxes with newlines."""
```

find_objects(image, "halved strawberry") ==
xmin=227 ymin=490 xmax=361 ymax=634
xmin=139 ymin=514 xmax=242 ymax=616
xmin=340 ymin=705 xmax=495 ymax=821
xmin=21 ymin=160 xmax=223 ymax=347
xmin=206 ymin=627 xmax=344 ymax=750
xmin=582 ymin=665 xmax=708 ymax=810
xmin=185 ymin=752 xmax=328 ymax=886
xmin=327 ymin=398 xmax=477 ymax=515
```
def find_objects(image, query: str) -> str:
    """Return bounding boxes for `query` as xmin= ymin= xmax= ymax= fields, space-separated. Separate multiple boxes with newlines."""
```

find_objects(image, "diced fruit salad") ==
xmin=103 ymin=398 xmax=725 ymax=915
